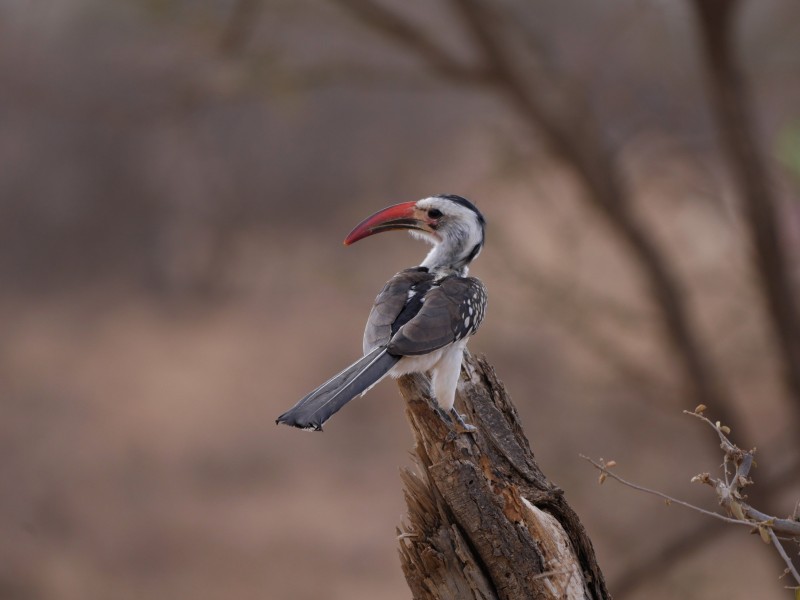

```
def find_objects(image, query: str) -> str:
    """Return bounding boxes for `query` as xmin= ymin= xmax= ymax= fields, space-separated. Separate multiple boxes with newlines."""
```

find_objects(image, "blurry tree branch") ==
xmin=691 ymin=0 xmax=800 ymax=422
xmin=329 ymin=0 xmax=746 ymax=446
xmin=333 ymin=0 xmax=493 ymax=84
xmin=582 ymin=1 xmax=800 ymax=590
xmin=450 ymin=0 xmax=745 ymax=435
xmin=397 ymin=353 xmax=610 ymax=599
xmin=273 ymin=64 xmax=455 ymax=92
xmin=585 ymin=407 xmax=800 ymax=590
xmin=220 ymin=0 xmax=263 ymax=55
xmin=492 ymin=237 xmax=678 ymax=405
xmin=299 ymin=0 xmax=800 ymax=593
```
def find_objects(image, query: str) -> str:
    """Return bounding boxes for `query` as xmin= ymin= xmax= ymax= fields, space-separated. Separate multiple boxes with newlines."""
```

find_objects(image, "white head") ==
xmin=344 ymin=194 xmax=486 ymax=275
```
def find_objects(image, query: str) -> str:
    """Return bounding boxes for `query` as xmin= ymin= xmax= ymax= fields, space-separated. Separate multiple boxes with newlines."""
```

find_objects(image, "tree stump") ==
xmin=396 ymin=353 xmax=610 ymax=600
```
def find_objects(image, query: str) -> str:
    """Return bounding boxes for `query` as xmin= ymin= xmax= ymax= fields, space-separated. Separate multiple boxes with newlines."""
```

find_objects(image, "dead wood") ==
xmin=396 ymin=353 xmax=610 ymax=600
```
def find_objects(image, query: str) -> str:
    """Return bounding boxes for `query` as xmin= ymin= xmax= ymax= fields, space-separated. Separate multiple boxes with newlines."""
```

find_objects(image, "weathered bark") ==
xmin=396 ymin=353 xmax=610 ymax=600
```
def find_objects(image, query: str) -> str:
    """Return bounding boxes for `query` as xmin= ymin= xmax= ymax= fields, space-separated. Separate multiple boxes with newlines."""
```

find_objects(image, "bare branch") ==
xmin=292 ymin=2 xmax=800 ymax=590
xmin=581 ymin=455 xmax=751 ymax=528
xmin=319 ymin=0 xmax=744 ymax=448
xmin=612 ymin=454 xmax=800 ymax=597
xmin=584 ymin=452 xmax=800 ymax=585
xmin=444 ymin=0 xmax=751 ymax=443
xmin=330 ymin=0 xmax=492 ymax=84
xmin=586 ymin=406 xmax=800 ymax=591
xmin=684 ymin=410 xmax=800 ymax=537
xmin=768 ymin=527 xmax=800 ymax=587
xmin=692 ymin=0 xmax=800 ymax=420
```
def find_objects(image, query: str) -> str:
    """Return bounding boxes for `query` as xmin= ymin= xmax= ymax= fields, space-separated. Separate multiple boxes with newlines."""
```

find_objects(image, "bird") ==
xmin=276 ymin=194 xmax=487 ymax=432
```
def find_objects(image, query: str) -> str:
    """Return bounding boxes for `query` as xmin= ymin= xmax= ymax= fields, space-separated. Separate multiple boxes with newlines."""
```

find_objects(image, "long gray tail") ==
xmin=276 ymin=347 xmax=399 ymax=431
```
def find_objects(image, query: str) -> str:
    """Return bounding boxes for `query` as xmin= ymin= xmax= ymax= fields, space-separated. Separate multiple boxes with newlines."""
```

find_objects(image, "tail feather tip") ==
xmin=276 ymin=413 xmax=324 ymax=432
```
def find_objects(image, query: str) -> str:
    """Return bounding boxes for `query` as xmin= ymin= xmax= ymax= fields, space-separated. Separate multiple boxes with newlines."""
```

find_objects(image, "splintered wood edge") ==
xmin=520 ymin=497 xmax=590 ymax=600
xmin=396 ymin=353 xmax=608 ymax=600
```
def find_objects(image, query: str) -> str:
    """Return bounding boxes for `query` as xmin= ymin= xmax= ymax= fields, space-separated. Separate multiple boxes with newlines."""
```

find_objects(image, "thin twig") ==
xmin=768 ymin=527 xmax=800 ymax=587
xmin=684 ymin=410 xmax=800 ymax=537
xmin=612 ymin=454 xmax=800 ymax=597
xmin=579 ymin=455 xmax=753 ymax=529
xmin=683 ymin=409 xmax=740 ymax=453
xmin=582 ymin=452 xmax=800 ymax=538
xmin=588 ymin=407 xmax=800 ymax=596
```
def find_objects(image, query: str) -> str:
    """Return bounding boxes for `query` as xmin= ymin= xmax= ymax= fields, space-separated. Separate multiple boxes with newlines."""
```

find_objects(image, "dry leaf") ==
xmin=691 ymin=473 xmax=712 ymax=486
xmin=757 ymin=525 xmax=770 ymax=544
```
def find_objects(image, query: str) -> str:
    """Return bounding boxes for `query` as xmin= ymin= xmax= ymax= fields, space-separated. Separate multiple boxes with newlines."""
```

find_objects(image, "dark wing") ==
xmin=363 ymin=267 xmax=435 ymax=354
xmin=387 ymin=276 xmax=487 ymax=356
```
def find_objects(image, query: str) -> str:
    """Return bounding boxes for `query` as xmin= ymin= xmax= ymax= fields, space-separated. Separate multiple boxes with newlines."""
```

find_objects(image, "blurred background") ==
xmin=1 ymin=1 xmax=799 ymax=598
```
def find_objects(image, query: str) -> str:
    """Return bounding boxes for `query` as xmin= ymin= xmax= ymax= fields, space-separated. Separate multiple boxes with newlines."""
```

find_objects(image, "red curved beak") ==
xmin=343 ymin=201 xmax=428 ymax=246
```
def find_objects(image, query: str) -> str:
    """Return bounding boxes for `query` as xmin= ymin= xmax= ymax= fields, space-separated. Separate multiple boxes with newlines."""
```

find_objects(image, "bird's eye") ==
xmin=427 ymin=208 xmax=443 ymax=219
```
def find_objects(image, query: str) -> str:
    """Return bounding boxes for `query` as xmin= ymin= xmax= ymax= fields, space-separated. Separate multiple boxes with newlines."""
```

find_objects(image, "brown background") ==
xmin=2 ymin=1 xmax=799 ymax=599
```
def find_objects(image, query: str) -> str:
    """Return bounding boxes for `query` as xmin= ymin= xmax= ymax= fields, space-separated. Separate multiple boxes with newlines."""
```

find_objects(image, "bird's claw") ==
xmin=435 ymin=405 xmax=477 ymax=438
xmin=449 ymin=408 xmax=477 ymax=435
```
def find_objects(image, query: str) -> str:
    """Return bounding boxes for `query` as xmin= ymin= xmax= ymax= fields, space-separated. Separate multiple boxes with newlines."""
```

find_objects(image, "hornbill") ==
xmin=276 ymin=194 xmax=487 ymax=432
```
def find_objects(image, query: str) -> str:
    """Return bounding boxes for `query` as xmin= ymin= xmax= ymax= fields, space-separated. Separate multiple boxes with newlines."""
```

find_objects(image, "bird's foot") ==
xmin=449 ymin=408 xmax=477 ymax=435
xmin=434 ymin=406 xmax=476 ymax=441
